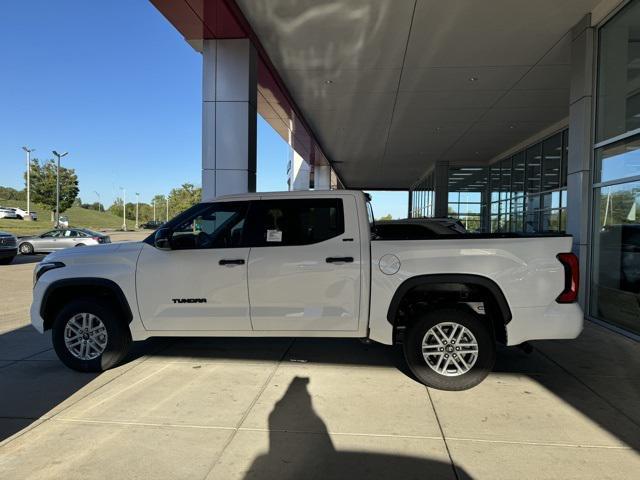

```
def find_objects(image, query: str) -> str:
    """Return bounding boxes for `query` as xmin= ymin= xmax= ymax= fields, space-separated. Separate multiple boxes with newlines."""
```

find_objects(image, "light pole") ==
xmin=22 ymin=146 xmax=35 ymax=216
xmin=94 ymin=191 xmax=101 ymax=212
xmin=152 ymin=198 xmax=156 ymax=222
xmin=52 ymin=151 xmax=68 ymax=227
xmin=120 ymin=187 xmax=127 ymax=231
xmin=135 ymin=192 xmax=139 ymax=230
xmin=166 ymin=195 xmax=169 ymax=221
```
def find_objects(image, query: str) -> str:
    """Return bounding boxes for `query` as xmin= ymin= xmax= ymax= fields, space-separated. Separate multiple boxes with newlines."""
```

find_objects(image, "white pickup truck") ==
xmin=30 ymin=190 xmax=582 ymax=390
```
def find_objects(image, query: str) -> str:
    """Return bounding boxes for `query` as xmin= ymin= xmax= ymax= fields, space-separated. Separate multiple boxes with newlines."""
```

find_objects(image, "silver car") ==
xmin=18 ymin=228 xmax=111 ymax=255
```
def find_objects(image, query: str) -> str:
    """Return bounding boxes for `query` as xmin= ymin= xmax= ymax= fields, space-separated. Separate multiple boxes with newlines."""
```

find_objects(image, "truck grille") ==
xmin=0 ymin=236 xmax=16 ymax=248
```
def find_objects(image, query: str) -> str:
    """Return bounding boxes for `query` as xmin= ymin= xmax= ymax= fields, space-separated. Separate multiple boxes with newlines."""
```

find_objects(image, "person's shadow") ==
xmin=243 ymin=376 xmax=469 ymax=480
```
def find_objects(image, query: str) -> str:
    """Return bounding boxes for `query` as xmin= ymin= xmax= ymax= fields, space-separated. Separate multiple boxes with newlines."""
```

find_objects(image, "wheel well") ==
xmin=388 ymin=275 xmax=510 ymax=345
xmin=41 ymin=279 xmax=133 ymax=331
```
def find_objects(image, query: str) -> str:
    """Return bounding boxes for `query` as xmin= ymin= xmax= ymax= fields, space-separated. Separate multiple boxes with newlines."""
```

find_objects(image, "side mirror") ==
xmin=154 ymin=228 xmax=172 ymax=251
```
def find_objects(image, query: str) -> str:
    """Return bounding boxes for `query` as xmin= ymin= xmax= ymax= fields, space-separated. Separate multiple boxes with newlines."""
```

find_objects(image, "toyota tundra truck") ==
xmin=30 ymin=190 xmax=582 ymax=390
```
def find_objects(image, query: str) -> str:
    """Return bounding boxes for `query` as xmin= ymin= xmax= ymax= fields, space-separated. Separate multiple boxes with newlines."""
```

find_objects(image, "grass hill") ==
xmin=0 ymin=198 xmax=135 ymax=236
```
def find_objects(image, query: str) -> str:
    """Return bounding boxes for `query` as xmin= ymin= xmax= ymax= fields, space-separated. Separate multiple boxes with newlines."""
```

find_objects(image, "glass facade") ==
xmin=410 ymin=171 xmax=435 ymax=218
xmin=591 ymin=0 xmax=640 ymax=335
xmin=445 ymin=130 xmax=568 ymax=233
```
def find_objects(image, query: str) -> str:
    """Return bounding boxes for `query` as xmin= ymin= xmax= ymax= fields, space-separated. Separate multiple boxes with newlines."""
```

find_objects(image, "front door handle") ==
xmin=219 ymin=259 xmax=245 ymax=266
xmin=326 ymin=256 xmax=354 ymax=264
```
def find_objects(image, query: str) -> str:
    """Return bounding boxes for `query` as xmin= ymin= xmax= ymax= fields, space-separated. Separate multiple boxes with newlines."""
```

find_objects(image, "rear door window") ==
xmin=247 ymin=199 xmax=344 ymax=246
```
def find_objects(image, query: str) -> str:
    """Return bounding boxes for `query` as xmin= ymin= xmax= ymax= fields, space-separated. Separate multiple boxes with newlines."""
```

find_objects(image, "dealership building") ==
xmin=151 ymin=0 xmax=640 ymax=337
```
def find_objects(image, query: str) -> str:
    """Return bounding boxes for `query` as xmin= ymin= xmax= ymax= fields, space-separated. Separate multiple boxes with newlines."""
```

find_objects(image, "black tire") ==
xmin=0 ymin=256 xmax=14 ymax=265
xmin=75 ymin=243 xmax=85 ymax=247
xmin=19 ymin=243 xmax=34 ymax=255
xmin=52 ymin=298 xmax=132 ymax=372
xmin=403 ymin=307 xmax=495 ymax=391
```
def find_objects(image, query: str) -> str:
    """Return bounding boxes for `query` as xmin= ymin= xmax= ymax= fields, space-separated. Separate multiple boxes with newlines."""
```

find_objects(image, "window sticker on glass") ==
xmin=266 ymin=229 xmax=283 ymax=242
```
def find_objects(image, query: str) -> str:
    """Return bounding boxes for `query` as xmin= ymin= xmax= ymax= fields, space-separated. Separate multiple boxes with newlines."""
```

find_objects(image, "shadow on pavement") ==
xmin=2 ymin=322 xmax=639 ymax=458
xmin=0 ymin=325 xmax=168 ymax=443
xmin=150 ymin=331 xmax=640 ymax=454
xmin=243 ymin=376 xmax=463 ymax=480
xmin=8 ymin=254 xmax=46 ymax=265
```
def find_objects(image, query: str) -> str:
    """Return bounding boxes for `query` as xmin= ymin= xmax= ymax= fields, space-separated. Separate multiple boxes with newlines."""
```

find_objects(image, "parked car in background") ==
xmin=140 ymin=220 xmax=163 ymax=230
xmin=0 ymin=207 xmax=18 ymax=219
xmin=18 ymin=228 xmax=111 ymax=255
xmin=374 ymin=217 xmax=468 ymax=240
xmin=5 ymin=207 xmax=28 ymax=220
xmin=0 ymin=230 xmax=17 ymax=265
xmin=58 ymin=216 xmax=69 ymax=228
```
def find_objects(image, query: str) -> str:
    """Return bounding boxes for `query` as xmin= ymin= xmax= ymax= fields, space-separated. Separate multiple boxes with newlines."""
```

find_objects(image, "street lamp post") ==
xmin=166 ymin=196 xmax=169 ymax=222
xmin=22 ymin=147 xmax=35 ymax=216
xmin=135 ymin=192 xmax=139 ymax=230
xmin=152 ymin=198 xmax=156 ymax=222
xmin=120 ymin=187 xmax=127 ymax=231
xmin=52 ymin=151 xmax=68 ymax=227
xmin=94 ymin=191 xmax=101 ymax=212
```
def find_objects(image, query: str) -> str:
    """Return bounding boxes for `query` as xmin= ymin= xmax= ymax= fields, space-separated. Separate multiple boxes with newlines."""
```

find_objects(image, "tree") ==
xmin=81 ymin=202 xmax=102 ymax=211
xmin=108 ymin=197 xmax=124 ymax=218
xmin=378 ymin=213 xmax=393 ymax=221
xmin=0 ymin=186 xmax=26 ymax=201
xmin=151 ymin=194 xmax=167 ymax=221
xmin=28 ymin=159 xmax=79 ymax=216
xmin=168 ymin=183 xmax=201 ymax=217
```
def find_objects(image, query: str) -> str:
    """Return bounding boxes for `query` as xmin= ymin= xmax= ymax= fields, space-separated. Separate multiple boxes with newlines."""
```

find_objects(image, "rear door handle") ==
xmin=326 ymin=256 xmax=354 ymax=264
xmin=219 ymin=259 xmax=245 ymax=266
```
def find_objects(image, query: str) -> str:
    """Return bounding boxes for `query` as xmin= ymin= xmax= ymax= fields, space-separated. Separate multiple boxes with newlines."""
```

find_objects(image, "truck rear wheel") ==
xmin=403 ymin=307 xmax=495 ymax=391
xmin=52 ymin=299 xmax=131 ymax=372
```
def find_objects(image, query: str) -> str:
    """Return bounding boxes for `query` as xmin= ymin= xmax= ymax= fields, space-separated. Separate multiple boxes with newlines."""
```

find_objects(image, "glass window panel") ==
xmin=595 ymin=135 xmax=640 ymax=184
xmin=500 ymin=158 xmax=512 ymax=192
xmin=171 ymin=202 xmax=248 ymax=250
xmin=596 ymin=0 xmax=640 ymax=142
xmin=541 ymin=191 xmax=561 ymax=210
xmin=561 ymin=130 xmax=568 ymax=187
xmin=512 ymin=153 xmax=526 ymax=196
xmin=590 ymin=180 xmax=640 ymax=334
xmin=542 ymin=133 xmax=562 ymax=191
xmin=526 ymin=144 xmax=542 ymax=194
xmin=541 ymin=209 xmax=561 ymax=233
xmin=490 ymin=165 xmax=501 ymax=199
xmin=250 ymin=199 xmax=344 ymax=247
xmin=459 ymin=191 xmax=481 ymax=203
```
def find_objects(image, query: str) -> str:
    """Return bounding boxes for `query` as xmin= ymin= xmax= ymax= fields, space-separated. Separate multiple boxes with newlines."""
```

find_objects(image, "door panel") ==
xmin=135 ymin=201 xmax=251 ymax=331
xmin=136 ymin=244 xmax=251 ymax=331
xmin=247 ymin=196 xmax=361 ymax=331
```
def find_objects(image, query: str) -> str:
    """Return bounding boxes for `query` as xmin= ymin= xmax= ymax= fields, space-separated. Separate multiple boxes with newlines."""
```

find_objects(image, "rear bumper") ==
xmin=0 ymin=248 xmax=17 ymax=259
xmin=506 ymin=302 xmax=584 ymax=346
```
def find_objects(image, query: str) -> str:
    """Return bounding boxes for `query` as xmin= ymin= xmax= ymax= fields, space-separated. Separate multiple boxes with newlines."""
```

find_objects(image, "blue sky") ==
xmin=0 ymin=0 xmax=406 ymax=219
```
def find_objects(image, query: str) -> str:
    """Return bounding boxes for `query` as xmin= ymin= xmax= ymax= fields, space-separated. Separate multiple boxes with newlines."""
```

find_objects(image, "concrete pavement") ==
xmin=0 ymin=243 xmax=639 ymax=479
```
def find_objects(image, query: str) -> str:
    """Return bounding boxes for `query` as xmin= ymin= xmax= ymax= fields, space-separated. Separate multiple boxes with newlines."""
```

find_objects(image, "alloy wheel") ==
xmin=421 ymin=321 xmax=479 ymax=376
xmin=64 ymin=313 xmax=109 ymax=361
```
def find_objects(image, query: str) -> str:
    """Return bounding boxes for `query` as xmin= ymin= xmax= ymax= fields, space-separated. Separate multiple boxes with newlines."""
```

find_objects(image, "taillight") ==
xmin=556 ymin=252 xmax=579 ymax=303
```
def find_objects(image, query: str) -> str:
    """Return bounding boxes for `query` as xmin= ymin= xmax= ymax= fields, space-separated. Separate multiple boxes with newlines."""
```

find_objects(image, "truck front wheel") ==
xmin=52 ymin=299 xmax=132 ymax=372
xmin=403 ymin=307 xmax=495 ymax=391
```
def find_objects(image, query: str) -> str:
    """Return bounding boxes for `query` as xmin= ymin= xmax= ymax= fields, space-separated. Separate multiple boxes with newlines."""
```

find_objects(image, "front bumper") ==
xmin=0 ymin=248 xmax=17 ymax=259
xmin=30 ymin=279 xmax=47 ymax=333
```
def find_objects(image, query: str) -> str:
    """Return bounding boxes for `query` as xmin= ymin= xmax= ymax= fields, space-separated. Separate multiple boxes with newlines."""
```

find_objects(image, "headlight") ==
xmin=34 ymin=261 xmax=65 ymax=285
